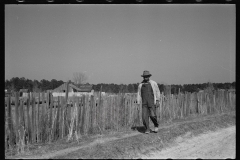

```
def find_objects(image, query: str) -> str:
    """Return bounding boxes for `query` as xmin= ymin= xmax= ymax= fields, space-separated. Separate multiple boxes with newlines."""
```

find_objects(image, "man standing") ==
xmin=137 ymin=71 xmax=160 ymax=134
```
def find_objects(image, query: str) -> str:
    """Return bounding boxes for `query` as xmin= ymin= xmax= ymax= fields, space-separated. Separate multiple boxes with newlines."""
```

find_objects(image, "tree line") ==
xmin=5 ymin=77 xmax=65 ymax=93
xmin=5 ymin=77 xmax=235 ymax=94
xmin=93 ymin=82 xmax=235 ymax=94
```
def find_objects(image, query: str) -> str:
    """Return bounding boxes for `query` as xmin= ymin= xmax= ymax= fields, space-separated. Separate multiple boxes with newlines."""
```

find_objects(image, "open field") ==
xmin=5 ymin=111 xmax=235 ymax=159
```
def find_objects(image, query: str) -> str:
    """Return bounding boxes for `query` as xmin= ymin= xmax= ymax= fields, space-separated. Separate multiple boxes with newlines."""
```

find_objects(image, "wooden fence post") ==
xmin=5 ymin=98 xmax=8 ymax=150
xmin=110 ymin=96 xmax=113 ymax=130
xmin=55 ymin=96 xmax=60 ymax=140
xmin=7 ymin=95 xmax=14 ymax=147
xmin=41 ymin=92 xmax=45 ymax=142
xmin=94 ymin=94 xmax=98 ymax=133
xmin=89 ymin=95 xmax=93 ymax=134
xmin=14 ymin=92 xmax=19 ymax=145
xmin=36 ymin=92 xmax=40 ymax=142
xmin=102 ymin=95 xmax=106 ymax=132
xmin=116 ymin=94 xmax=119 ymax=131
xmin=63 ymin=96 xmax=67 ymax=138
xmin=49 ymin=93 xmax=53 ymax=141
xmin=75 ymin=96 xmax=80 ymax=135
xmin=59 ymin=96 xmax=63 ymax=139
xmin=78 ymin=96 xmax=82 ymax=135
xmin=109 ymin=96 xmax=112 ymax=130
xmin=181 ymin=93 xmax=184 ymax=118
xmin=129 ymin=95 xmax=132 ymax=128
xmin=81 ymin=95 xmax=85 ymax=135
xmin=26 ymin=93 xmax=31 ymax=143
xmin=95 ymin=93 xmax=99 ymax=133
xmin=128 ymin=95 xmax=131 ymax=128
xmin=213 ymin=91 xmax=216 ymax=114
xmin=32 ymin=93 xmax=36 ymax=143
xmin=124 ymin=95 xmax=127 ymax=129
xmin=19 ymin=97 xmax=24 ymax=131
xmin=84 ymin=94 xmax=88 ymax=135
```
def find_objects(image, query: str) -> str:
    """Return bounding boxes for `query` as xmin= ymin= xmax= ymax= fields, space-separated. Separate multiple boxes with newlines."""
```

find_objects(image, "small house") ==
xmin=5 ymin=89 xmax=12 ymax=97
xmin=19 ymin=89 xmax=28 ymax=97
xmin=52 ymin=82 xmax=94 ymax=97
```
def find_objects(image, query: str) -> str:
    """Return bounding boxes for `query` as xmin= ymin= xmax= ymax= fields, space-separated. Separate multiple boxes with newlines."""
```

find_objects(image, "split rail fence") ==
xmin=5 ymin=89 xmax=235 ymax=151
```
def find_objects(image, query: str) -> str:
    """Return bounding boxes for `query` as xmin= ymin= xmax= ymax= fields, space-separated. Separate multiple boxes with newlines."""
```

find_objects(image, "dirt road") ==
xmin=140 ymin=126 xmax=236 ymax=159
xmin=6 ymin=113 xmax=235 ymax=159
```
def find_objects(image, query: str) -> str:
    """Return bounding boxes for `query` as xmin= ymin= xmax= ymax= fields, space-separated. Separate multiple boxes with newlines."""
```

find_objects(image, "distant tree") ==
xmin=40 ymin=79 xmax=51 ymax=91
xmin=171 ymin=85 xmax=177 ymax=94
xmin=12 ymin=77 xmax=20 ymax=91
xmin=5 ymin=80 xmax=10 ymax=89
xmin=32 ymin=80 xmax=41 ymax=92
xmin=164 ymin=85 xmax=171 ymax=95
xmin=5 ymin=77 xmax=236 ymax=94
xmin=223 ymin=83 xmax=231 ymax=89
xmin=114 ymin=84 xmax=120 ymax=93
xmin=119 ymin=84 xmax=124 ymax=93
xmin=72 ymin=72 xmax=88 ymax=86
xmin=123 ymin=85 xmax=128 ymax=93
xmin=18 ymin=78 xmax=23 ymax=89
xmin=157 ymin=84 xmax=164 ymax=93
xmin=133 ymin=83 xmax=139 ymax=93
xmin=93 ymin=84 xmax=101 ymax=92
xmin=108 ymin=83 xmax=115 ymax=93
xmin=57 ymin=80 xmax=64 ymax=88
xmin=106 ymin=84 xmax=112 ymax=93
xmin=50 ymin=79 xmax=58 ymax=90
xmin=127 ymin=84 xmax=134 ymax=93
xmin=25 ymin=79 xmax=33 ymax=91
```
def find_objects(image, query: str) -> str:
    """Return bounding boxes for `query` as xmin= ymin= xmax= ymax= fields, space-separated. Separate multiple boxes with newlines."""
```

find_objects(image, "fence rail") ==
xmin=5 ymin=90 xmax=235 ymax=152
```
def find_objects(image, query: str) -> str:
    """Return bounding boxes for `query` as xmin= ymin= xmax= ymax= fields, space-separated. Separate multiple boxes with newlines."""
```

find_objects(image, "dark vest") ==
xmin=141 ymin=82 xmax=154 ymax=105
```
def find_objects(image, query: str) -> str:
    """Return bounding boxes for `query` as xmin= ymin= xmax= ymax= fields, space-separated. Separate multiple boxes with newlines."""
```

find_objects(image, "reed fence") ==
xmin=5 ymin=89 xmax=235 ymax=152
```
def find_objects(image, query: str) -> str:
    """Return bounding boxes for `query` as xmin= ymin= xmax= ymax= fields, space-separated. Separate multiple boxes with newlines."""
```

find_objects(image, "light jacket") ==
xmin=137 ymin=79 xmax=160 ymax=105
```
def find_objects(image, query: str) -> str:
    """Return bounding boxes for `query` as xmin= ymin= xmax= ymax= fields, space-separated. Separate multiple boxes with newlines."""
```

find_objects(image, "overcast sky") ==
xmin=5 ymin=4 xmax=235 ymax=85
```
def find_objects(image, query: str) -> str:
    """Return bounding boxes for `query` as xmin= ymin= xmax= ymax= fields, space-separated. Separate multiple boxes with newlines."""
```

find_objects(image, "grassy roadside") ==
xmin=52 ymin=111 xmax=235 ymax=159
xmin=5 ymin=111 xmax=235 ymax=159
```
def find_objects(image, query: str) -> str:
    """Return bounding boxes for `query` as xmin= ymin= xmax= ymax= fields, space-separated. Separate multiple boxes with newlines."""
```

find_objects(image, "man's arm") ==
xmin=137 ymin=84 xmax=142 ymax=104
xmin=154 ymin=82 xmax=161 ymax=101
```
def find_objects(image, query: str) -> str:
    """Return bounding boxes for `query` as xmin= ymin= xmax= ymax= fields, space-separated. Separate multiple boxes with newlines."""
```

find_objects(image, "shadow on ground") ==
xmin=131 ymin=126 xmax=146 ymax=133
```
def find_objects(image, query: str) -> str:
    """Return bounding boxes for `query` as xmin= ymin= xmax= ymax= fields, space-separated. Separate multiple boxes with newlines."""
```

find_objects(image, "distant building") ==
xmin=46 ymin=89 xmax=53 ymax=93
xmin=76 ymin=84 xmax=94 ymax=93
xmin=19 ymin=89 xmax=28 ymax=93
xmin=5 ymin=89 xmax=12 ymax=97
xmin=19 ymin=89 xmax=29 ymax=97
xmin=52 ymin=82 xmax=94 ymax=97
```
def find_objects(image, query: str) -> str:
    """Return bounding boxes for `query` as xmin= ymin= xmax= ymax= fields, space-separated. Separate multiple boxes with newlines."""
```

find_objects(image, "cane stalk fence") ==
xmin=5 ymin=89 xmax=235 ymax=153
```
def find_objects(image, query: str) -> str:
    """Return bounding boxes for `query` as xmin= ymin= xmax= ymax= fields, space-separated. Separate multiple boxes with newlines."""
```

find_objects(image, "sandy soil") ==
xmin=140 ymin=126 xmax=236 ymax=159
xmin=8 ymin=132 xmax=141 ymax=159
xmin=6 ymin=112 xmax=235 ymax=159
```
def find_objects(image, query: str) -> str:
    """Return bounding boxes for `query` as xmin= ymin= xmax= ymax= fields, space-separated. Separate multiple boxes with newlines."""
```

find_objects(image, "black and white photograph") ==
xmin=5 ymin=3 xmax=235 ymax=159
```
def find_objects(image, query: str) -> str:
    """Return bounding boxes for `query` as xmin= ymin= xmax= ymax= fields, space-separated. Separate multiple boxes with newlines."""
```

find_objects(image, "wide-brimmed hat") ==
xmin=141 ymin=70 xmax=152 ymax=77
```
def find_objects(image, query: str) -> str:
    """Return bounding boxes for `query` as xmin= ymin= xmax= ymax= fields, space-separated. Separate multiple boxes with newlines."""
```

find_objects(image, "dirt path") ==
xmin=140 ymin=126 xmax=236 ymax=159
xmin=9 ymin=132 xmax=141 ymax=159
xmin=6 ymin=113 xmax=235 ymax=159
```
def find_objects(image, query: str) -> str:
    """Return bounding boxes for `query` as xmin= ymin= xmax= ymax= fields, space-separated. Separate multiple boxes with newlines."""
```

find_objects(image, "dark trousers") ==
xmin=142 ymin=104 xmax=158 ymax=131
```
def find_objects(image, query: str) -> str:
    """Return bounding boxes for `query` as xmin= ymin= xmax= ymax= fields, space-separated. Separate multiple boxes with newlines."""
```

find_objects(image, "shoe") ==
xmin=153 ymin=127 xmax=159 ymax=133
xmin=145 ymin=130 xmax=150 ymax=134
